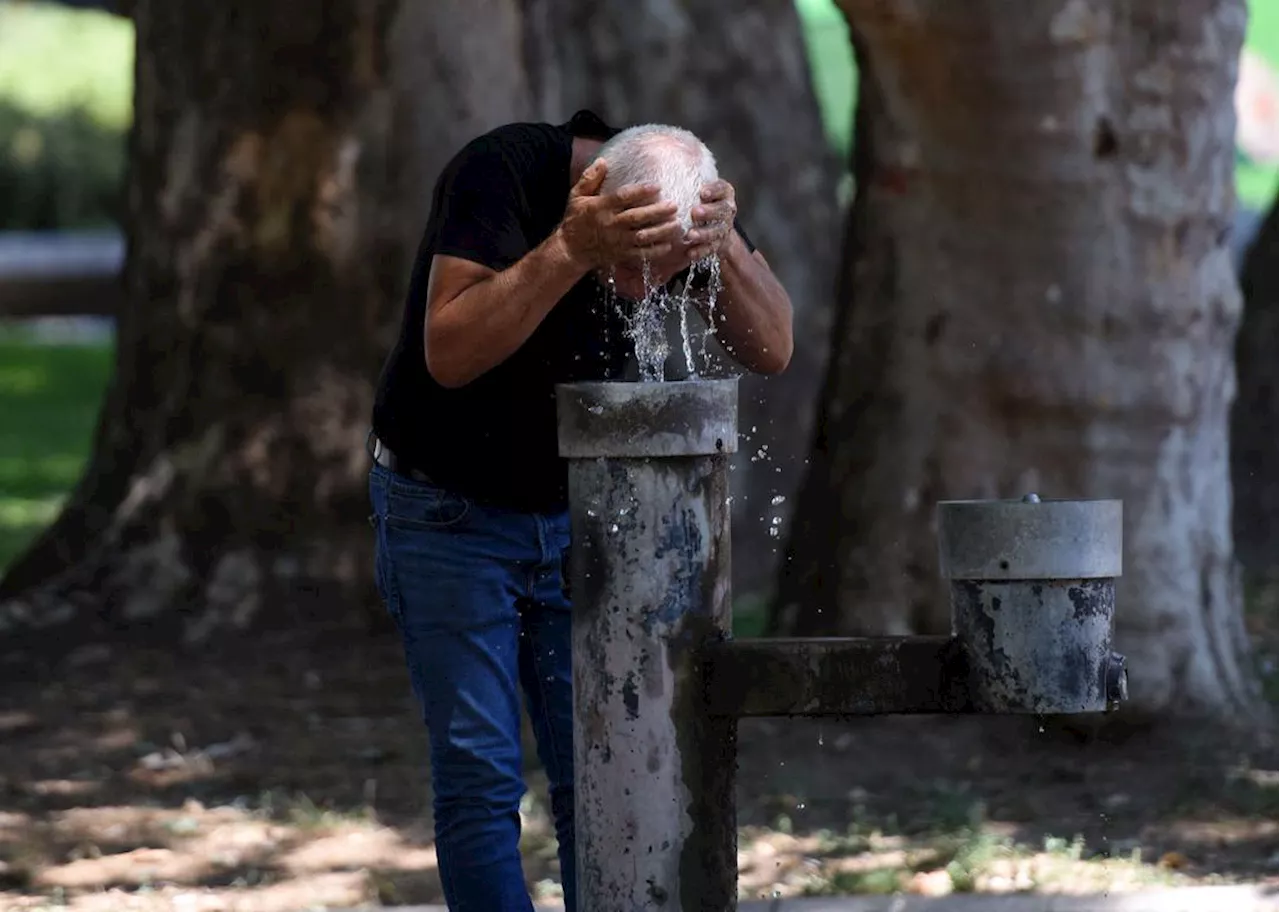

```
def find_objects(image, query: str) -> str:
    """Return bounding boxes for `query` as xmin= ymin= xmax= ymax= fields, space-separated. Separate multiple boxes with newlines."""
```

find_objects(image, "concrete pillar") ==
xmin=557 ymin=378 xmax=738 ymax=911
xmin=937 ymin=496 xmax=1128 ymax=714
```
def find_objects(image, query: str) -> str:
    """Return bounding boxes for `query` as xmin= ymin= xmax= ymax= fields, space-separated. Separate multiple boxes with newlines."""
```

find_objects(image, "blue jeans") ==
xmin=368 ymin=464 xmax=576 ymax=911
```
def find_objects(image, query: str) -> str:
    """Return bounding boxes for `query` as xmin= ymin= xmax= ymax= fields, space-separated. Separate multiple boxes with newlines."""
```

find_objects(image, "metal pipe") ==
xmin=704 ymin=636 xmax=970 ymax=717
xmin=557 ymin=378 xmax=738 ymax=911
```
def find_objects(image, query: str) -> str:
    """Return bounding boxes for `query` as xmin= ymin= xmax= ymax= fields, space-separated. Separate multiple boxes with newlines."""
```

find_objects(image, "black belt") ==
xmin=368 ymin=432 xmax=435 ymax=484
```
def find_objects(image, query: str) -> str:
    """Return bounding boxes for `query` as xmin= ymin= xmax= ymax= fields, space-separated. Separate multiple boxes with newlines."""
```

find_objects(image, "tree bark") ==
xmin=1230 ymin=197 xmax=1278 ymax=579
xmin=525 ymin=0 xmax=842 ymax=599
xmin=0 ymin=0 xmax=532 ymax=645
xmin=777 ymin=0 xmax=1261 ymax=717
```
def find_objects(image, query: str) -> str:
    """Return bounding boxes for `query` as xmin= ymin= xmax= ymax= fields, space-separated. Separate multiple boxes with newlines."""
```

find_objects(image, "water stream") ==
xmin=616 ymin=255 xmax=724 ymax=383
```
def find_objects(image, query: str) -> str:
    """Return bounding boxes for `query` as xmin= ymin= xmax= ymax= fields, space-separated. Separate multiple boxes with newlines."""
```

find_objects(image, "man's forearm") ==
xmin=426 ymin=230 xmax=588 ymax=388
xmin=700 ymin=231 xmax=794 ymax=375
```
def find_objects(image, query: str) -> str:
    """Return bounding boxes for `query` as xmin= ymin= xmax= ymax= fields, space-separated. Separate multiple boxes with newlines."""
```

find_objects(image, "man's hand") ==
xmin=684 ymin=180 xmax=738 ymax=262
xmin=557 ymin=160 xmax=686 ymax=270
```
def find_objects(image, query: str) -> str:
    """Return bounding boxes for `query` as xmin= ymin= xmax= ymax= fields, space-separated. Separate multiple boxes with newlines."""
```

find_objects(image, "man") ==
xmin=367 ymin=109 xmax=793 ymax=911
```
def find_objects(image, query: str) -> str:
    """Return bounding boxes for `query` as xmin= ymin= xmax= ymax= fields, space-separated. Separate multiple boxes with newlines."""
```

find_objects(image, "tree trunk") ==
xmin=777 ymin=0 xmax=1261 ymax=717
xmin=525 ymin=0 xmax=842 ymax=600
xmin=0 ymin=0 xmax=533 ymax=645
xmin=1230 ymin=197 xmax=1278 ymax=579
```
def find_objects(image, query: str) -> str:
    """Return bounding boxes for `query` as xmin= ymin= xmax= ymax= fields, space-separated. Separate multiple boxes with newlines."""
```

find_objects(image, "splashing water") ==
xmin=678 ymin=288 xmax=695 ymax=378
xmin=696 ymin=255 xmax=723 ymax=365
xmin=616 ymin=254 xmax=725 ymax=382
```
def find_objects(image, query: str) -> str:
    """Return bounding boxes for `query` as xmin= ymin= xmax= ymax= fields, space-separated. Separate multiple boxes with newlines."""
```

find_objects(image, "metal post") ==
xmin=557 ymin=378 xmax=738 ymax=911
xmin=938 ymin=495 xmax=1128 ymax=714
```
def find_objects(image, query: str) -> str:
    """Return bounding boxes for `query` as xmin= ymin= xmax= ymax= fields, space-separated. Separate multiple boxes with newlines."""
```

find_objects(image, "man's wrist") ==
xmin=549 ymin=227 xmax=593 ymax=276
xmin=721 ymin=225 xmax=750 ymax=264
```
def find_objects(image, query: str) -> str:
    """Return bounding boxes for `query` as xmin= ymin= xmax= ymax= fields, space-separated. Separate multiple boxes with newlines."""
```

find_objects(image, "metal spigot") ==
xmin=1104 ymin=652 xmax=1128 ymax=711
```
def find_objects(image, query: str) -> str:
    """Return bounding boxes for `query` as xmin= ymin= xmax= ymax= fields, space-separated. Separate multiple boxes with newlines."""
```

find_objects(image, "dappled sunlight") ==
xmin=0 ymin=455 xmax=87 ymax=490
xmin=2 ymin=794 xmax=444 ymax=909
xmin=0 ymin=493 xmax=62 ymax=524
xmin=733 ymin=822 xmax=1196 ymax=899
xmin=0 ymin=362 xmax=47 ymax=394
xmin=0 ymin=628 xmax=1272 ymax=908
xmin=731 ymin=716 xmax=1277 ymax=901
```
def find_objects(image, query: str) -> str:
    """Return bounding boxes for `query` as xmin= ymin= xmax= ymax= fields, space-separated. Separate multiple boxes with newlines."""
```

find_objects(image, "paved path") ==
xmin=338 ymin=883 xmax=1277 ymax=912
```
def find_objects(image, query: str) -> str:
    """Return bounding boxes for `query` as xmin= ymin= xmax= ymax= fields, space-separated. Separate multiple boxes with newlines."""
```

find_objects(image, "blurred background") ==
xmin=1 ymin=0 xmax=1278 ymax=584
xmin=0 ymin=0 xmax=1276 ymax=909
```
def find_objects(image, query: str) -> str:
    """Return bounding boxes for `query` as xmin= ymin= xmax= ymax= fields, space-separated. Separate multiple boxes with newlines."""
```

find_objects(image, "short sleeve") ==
xmin=432 ymin=141 xmax=529 ymax=272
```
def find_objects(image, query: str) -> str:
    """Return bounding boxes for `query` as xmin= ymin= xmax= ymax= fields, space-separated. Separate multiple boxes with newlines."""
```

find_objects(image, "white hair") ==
xmin=596 ymin=124 xmax=719 ymax=231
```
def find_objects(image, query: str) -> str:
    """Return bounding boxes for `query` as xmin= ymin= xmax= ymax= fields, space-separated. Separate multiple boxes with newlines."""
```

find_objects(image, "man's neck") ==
xmin=570 ymin=136 xmax=605 ymax=186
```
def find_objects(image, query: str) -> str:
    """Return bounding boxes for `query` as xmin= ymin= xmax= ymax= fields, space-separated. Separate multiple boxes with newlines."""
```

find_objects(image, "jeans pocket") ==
xmin=371 ymin=513 xmax=404 ymax=625
xmin=385 ymin=479 xmax=471 ymax=531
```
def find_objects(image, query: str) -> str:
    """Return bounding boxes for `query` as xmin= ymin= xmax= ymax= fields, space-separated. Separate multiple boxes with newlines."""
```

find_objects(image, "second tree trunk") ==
xmin=779 ymin=0 xmax=1259 ymax=718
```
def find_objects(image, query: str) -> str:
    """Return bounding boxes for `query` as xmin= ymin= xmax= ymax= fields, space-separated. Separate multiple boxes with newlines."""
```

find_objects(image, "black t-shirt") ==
xmin=371 ymin=111 xmax=749 ymax=514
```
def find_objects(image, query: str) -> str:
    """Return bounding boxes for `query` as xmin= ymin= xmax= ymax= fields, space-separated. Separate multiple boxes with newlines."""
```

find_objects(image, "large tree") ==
xmin=526 ymin=0 xmax=842 ymax=598
xmin=0 ymin=0 xmax=837 ymax=642
xmin=1230 ymin=197 xmax=1278 ymax=579
xmin=776 ymin=0 xmax=1261 ymax=717
xmin=0 ymin=0 xmax=533 ymax=642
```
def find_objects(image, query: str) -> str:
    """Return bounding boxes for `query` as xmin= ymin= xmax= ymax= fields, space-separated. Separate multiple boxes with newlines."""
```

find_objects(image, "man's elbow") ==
xmin=754 ymin=336 xmax=793 ymax=375
xmin=754 ymin=301 xmax=794 ymax=375
xmin=427 ymin=362 xmax=471 ymax=389
xmin=424 ymin=324 xmax=474 ymax=389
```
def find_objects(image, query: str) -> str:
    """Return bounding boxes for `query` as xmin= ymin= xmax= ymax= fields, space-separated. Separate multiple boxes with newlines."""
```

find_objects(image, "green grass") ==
xmin=0 ymin=337 xmax=112 ymax=573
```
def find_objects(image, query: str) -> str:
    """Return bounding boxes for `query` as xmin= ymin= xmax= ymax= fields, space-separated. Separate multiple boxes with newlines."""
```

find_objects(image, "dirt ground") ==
xmin=0 ymin=614 xmax=1274 ymax=911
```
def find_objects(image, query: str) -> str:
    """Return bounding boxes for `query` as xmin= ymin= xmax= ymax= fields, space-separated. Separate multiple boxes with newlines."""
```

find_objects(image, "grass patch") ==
xmin=0 ymin=336 xmax=112 ymax=572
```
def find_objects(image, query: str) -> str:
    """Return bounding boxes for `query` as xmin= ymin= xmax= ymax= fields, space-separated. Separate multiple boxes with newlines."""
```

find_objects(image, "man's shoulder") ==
xmin=452 ymin=121 xmax=567 ymax=170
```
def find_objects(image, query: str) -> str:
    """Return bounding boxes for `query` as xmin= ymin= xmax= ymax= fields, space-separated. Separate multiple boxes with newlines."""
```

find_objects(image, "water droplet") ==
xmin=609 ymin=524 xmax=619 ymax=534
xmin=770 ymin=495 xmax=786 ymax=506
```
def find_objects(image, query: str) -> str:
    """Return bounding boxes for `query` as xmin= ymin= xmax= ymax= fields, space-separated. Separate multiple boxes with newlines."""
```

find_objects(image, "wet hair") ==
xmin=596 ymin=124 xmax=719 ymax=231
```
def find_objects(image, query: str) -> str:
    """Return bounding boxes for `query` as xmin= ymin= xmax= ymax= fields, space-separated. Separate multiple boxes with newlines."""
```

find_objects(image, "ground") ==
xmin=0 ymin=334 xmax=1277 ymax=911
xmin=0 ymin=604 xmax=1273 ymax=911
xmin=2 ymin=329 xmax=1278 ymax=911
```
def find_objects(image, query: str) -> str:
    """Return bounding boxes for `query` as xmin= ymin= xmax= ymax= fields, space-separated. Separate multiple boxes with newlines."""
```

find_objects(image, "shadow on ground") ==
xmin=0 ymin=610 xmax=1273 ymax=909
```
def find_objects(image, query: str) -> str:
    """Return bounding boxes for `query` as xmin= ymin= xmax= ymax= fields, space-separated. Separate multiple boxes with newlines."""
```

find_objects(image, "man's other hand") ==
xmin=684 ymin=180 xmax=737 ymax=262
xmin=557 ymin=159 xmax=685 ymax=271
